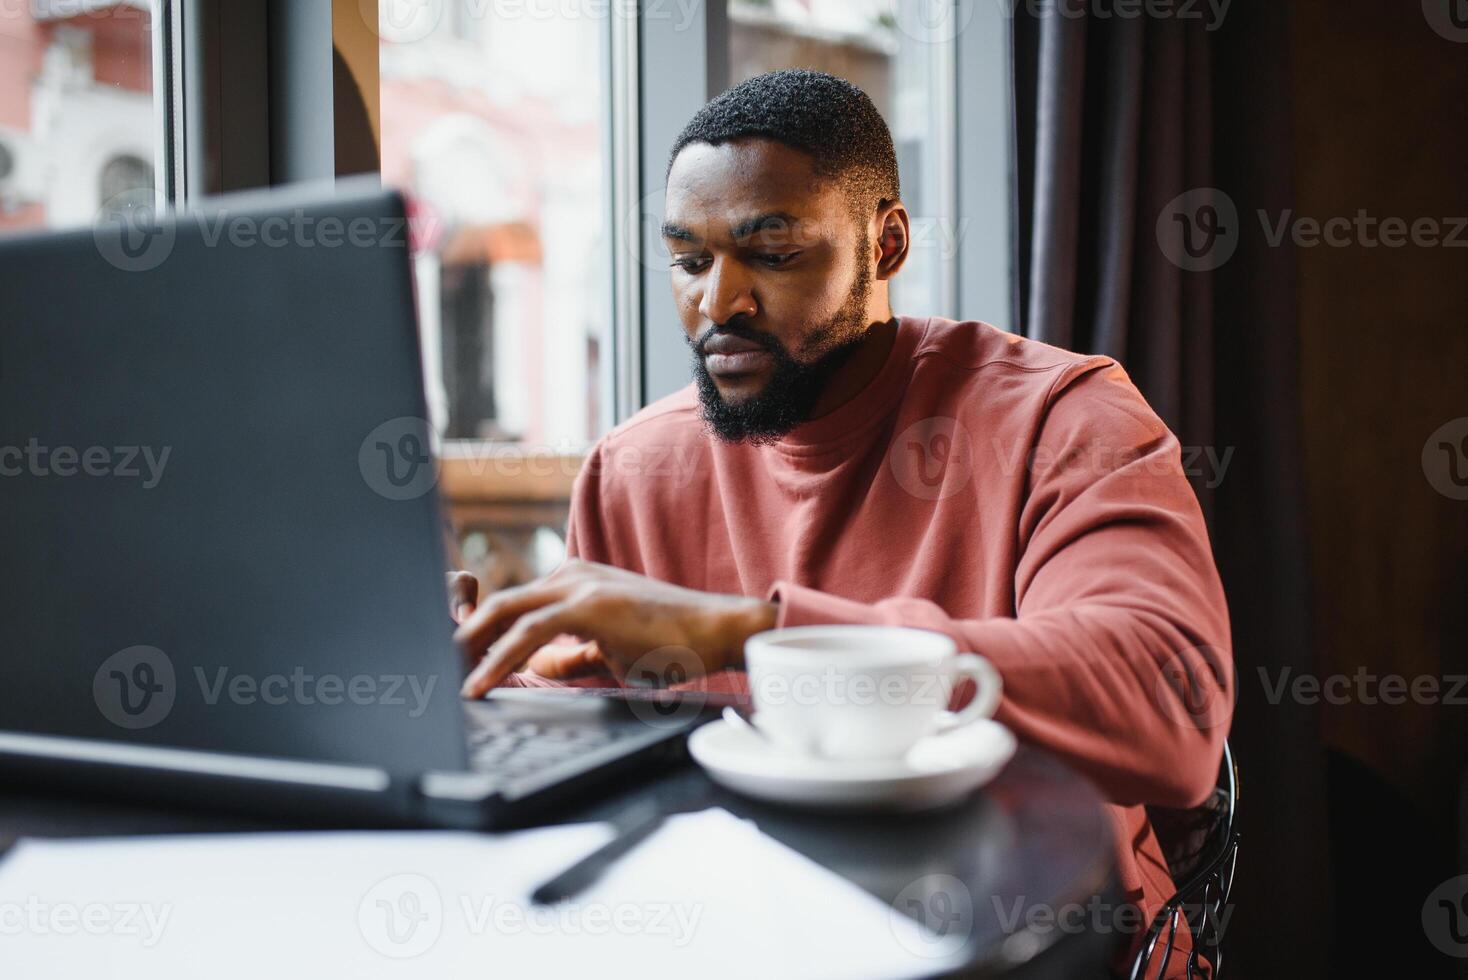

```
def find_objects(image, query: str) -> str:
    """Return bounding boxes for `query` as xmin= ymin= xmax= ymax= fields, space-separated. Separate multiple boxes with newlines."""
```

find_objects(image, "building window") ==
xmin=0 ymin=2 xmax=158 ymax=233
xmin=98 ymin=152 xmax=154 ymax=213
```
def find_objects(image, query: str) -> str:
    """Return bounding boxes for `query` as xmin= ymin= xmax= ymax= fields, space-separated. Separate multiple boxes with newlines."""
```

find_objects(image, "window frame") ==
xmin=177 ymin=0 xmax=1017 ymax=418
xmin=171 ymin=0 xmax=373 ymax=203
xmin=153 ymin=0 xmax=183 ymax=208
xmin=955 ymin=0 xmax=1017 ymax=328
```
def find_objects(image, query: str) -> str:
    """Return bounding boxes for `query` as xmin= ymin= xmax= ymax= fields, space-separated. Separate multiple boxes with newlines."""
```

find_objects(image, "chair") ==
xmin=1129 ymin=741 xmax=1240 ymax=980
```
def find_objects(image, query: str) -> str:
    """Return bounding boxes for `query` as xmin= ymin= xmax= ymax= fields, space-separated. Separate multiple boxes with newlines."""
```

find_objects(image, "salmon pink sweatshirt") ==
xmin=543 ymin=315 xmax=1233 ymax=960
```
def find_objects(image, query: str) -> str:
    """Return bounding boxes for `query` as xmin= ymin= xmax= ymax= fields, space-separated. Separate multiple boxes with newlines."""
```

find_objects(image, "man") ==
xmin=453 ymin=69 xmax=1232 ymax=968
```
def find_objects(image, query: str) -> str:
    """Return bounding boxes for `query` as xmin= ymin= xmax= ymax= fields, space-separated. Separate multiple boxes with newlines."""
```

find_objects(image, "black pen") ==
xmin=530 ymin=806 xmax=666 ymax=906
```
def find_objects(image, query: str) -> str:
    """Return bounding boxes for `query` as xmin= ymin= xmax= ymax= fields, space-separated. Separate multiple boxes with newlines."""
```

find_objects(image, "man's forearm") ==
xmin=763 ymin=581 xmax=1231 ymax=809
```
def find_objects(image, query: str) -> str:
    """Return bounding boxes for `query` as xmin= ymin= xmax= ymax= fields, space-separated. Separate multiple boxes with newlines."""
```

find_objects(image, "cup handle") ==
xmin=934 ymin=653 xmax=1003 ymax=732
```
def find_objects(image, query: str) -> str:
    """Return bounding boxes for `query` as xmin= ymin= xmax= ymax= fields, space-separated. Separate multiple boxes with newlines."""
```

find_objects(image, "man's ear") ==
xmin=872 ymin=201 xmax=911 ymax=281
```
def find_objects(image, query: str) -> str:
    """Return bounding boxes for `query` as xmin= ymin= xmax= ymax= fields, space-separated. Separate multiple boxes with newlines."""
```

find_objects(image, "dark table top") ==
xmin=0 ymin=745 xmax=1118 ymax=978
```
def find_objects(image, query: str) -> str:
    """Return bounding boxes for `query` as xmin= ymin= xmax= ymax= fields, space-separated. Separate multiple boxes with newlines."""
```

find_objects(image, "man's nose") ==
xmin=697 ymin=257 xmax=757 ymax=325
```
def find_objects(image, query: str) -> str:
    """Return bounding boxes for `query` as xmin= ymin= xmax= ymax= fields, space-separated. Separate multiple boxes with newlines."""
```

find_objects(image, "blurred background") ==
xmin=0 ymin=0 xmax=995 ymax=591
xmin=2 ymin=1 xmax=1465 ymax=976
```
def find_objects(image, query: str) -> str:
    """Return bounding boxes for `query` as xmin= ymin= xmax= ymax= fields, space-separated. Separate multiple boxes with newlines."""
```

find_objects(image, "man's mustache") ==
xmin=694 ymin=320 xmax=784 ymax=357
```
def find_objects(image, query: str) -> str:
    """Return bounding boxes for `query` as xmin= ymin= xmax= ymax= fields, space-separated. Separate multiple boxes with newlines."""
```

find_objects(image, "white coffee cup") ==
xmin=743 ymin=625 xmax=1003 ymax=762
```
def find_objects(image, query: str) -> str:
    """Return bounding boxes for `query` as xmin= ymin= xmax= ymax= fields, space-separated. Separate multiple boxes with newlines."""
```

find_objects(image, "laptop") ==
xmin=0 ymin=183 xmax=730 ymax=829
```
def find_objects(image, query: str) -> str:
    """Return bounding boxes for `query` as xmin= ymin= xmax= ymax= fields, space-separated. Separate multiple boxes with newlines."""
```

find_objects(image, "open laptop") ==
xmin=0 ymin=183 xmax=731 ymax=829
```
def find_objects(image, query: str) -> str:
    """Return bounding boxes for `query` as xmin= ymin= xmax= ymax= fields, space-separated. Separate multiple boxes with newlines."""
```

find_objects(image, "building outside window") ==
xmin=375 ymin=0 xmax=613 ymax=588
xmin=376 ymin=1 xmax=610 ymax=451
xmin=0 ymin=1 xmax=157 ymax=233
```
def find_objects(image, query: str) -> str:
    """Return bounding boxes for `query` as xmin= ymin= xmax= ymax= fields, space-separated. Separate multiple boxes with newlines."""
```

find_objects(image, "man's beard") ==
xmin=688 ymin=253 xmax=874 ymax=445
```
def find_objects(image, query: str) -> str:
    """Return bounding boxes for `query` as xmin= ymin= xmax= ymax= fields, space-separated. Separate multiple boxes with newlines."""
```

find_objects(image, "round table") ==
xmin=0 ymin=745 xmax=1118 ymax=978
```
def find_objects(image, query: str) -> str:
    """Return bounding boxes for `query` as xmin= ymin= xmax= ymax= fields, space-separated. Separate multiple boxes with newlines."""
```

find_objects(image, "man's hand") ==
xmin=446 ymin=571 xmax=479 ymax=625
xmin=455 ymin=559 xmax=777 ymax=698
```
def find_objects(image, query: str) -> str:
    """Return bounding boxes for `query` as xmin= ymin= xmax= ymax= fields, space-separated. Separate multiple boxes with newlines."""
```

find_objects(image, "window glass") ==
xmin=0 ymin=1 xmax=157 ymax=234
xmin=376 ymin=1 xmax=611 ymax=449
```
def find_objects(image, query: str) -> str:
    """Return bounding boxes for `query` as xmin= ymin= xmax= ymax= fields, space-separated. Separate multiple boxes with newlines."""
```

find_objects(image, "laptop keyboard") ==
xmin=463 ymin=714 xmax=646 ymax=781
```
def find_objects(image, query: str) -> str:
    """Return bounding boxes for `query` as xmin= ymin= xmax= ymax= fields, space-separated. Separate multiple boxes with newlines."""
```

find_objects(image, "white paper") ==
xmin=0 ymin=808 xmax=954 ymax=979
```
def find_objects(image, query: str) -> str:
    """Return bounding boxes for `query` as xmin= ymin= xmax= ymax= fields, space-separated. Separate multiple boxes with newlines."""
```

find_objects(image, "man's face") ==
xmin=662 ymin=139 xmax=875 ymax=443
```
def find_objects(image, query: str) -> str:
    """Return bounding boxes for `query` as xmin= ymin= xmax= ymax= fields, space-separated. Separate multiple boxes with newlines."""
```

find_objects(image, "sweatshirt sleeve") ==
xmin=563 ymin=442 xmax=606 ymax=563
xmin=767 ymin=362 xmax=1233 ymax=809
xmin=534 ymin=442 xmax=614 ymax=675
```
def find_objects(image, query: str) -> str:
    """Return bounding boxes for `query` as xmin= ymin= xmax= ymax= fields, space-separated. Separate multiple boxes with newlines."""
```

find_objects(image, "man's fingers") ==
xmin=461 ymin=602 xmax=577 ymax=698
xmin=447 ymin=571 xmax=479 ymax=624
xmin=525 ymin=640 xmax=606 ymax=679
xmin=454 ymin=579 xmax=563 ymax=655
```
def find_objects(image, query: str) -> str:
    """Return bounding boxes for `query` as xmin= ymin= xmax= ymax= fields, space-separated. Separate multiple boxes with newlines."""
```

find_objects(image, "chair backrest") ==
xmin=1130 ymin=742 xmax=1240 ymax=980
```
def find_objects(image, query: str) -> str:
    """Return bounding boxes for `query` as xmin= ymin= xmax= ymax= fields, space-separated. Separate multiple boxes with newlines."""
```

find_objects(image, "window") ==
xmin=727 ymin=0 xmax=957 ymax=318
xmin=0 ymin=1 xmax=160 ymax=233
xmin=636 ymin=0 xmax=1010 ymax=400
xmin=375 ymin=1 xmax=612 ymax=451
xmin=0 ymin=0 xmax=1012 ymax=587
xmin=374 ymin=1 xmax=614 ymax=587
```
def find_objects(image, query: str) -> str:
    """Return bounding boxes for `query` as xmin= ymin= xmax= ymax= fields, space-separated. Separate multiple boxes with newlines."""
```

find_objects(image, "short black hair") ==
xmin=667 ymin=69 xmax=901 ymax=218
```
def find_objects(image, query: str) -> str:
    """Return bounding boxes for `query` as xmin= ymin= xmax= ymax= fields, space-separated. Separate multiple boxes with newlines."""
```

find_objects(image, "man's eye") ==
xmin=672 ymin=257 xmax=710 ymax=273
xmin=756 ymin=252 xmax=800 ymax=268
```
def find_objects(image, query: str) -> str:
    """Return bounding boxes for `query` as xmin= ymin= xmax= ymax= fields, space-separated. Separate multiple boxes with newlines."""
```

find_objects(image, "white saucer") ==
xmin=688 ymin=717 xmax=1017 ymax=812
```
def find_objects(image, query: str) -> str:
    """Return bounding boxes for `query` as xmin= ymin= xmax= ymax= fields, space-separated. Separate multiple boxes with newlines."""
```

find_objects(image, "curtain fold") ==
xmin=1010 ymin=4 xmax=1333 ymax=976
